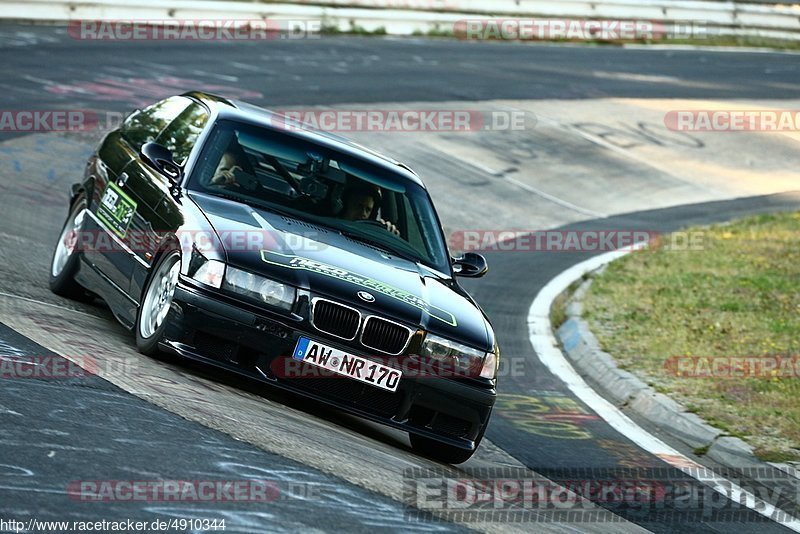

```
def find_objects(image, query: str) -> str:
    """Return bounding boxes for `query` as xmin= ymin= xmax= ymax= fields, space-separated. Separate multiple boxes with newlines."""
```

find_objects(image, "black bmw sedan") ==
xmin=49 ymin=91 xmax=498 ymax=463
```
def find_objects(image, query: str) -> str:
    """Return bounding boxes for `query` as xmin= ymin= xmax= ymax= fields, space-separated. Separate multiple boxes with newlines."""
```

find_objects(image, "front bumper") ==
xmin=161 ymin=280 xmax=496 ymax=451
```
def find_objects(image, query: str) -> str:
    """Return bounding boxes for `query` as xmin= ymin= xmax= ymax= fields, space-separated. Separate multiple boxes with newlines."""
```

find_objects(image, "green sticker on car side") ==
xmin=97 ymin=181 xmax=137 ymax=238
xmin=260 ymin=250 xmax=457 ymax=327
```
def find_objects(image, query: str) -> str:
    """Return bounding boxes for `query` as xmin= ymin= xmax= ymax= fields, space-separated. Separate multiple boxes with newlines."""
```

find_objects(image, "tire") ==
xmin=135 ymin=250 xmax=180 ymax=356
xmin=410 ymin=417 xmax=490 ymax=464
xmin=49 ymin=194 xmax=93 ymax=301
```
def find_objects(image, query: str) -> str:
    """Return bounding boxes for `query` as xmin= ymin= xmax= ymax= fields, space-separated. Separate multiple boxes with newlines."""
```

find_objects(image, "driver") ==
xmin=210 ymin=136 xmax=255 ymax=188
xmin=340 ymin=184 xmax=400 ymax=236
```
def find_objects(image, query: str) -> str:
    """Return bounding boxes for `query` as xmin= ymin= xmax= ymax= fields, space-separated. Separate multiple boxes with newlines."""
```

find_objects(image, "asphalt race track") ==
xmin=1 ymin=23 xmax=799 ymax=533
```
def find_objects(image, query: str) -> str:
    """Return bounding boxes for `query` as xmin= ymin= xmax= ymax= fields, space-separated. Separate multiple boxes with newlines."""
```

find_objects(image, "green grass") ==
xmin=551 ymin=277 xmax=589 ymax=329
xmin=643 ymin=36 xmax=800 ymax=50
xmin=319 ymin=18 xmax=387 ymax=36
xmin=583 ymin=211 xmax=800 ymax=462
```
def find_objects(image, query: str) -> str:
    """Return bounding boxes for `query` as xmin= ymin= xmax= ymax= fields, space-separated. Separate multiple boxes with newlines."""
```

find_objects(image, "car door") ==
xmin=127 ymin=100 xmax=211 ymax=298
xmin=87 ymin=96 xmax=192 ymax=294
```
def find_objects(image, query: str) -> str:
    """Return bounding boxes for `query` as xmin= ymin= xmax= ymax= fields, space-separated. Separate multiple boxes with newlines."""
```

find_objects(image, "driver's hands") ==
xmin=381 ymin=219 xmax=400 ymax=236
xmin=211 ymin=165 xmax=242 ymax=187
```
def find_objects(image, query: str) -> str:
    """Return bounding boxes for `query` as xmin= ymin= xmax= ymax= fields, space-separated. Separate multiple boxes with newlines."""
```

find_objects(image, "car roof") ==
xmin=183 ymin=91 xmax=425 ymax=188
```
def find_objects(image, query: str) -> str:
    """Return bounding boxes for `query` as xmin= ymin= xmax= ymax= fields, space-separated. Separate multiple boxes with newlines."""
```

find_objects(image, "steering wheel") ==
xmin=352 ymin=218 xmax=401 ymax=237
xmin=232 ymin=168 xmax=260 ymax=191
xmin=352 ymin=219 xmax=388 ymax=229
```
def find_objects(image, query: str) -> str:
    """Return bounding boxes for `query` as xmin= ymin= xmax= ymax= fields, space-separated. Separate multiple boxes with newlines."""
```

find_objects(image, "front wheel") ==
xmin=135 ymin=250 xmax=180 ymax=356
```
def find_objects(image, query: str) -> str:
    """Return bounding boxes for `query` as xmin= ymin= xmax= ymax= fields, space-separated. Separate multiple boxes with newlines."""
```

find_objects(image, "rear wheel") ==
xmin=49 ymin=194 xmax=92 ymax=301
xmin=135 ymin=250 xmax=180 ymax=356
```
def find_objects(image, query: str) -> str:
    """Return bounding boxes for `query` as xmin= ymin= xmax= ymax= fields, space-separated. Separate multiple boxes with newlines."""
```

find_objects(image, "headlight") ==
xmin=421 ymin=333 xmax=494 ymax=379
xmin=480 ymin=343 xmax=500 ymax=380
xmin=188 ymin=248 xmax=225 ymax=289
xmin=223 ymin=266 xmax=295 ymax=311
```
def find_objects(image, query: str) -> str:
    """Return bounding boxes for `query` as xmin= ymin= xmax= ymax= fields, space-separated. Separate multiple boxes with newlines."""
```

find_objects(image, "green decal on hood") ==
xmin=260 ymin=250 xmax=457 ymax=327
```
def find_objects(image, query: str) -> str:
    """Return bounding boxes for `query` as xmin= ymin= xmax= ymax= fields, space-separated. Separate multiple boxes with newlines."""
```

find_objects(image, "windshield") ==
xmin=188 ymin=120 xmax=451 ymax=273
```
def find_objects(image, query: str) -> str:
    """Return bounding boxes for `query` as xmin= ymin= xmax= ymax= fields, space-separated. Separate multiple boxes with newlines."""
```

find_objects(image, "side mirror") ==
xmin=141 ymin=142 xmax=182 ymax=184
xmin=452 ymin=252 xmax=488 ymax=278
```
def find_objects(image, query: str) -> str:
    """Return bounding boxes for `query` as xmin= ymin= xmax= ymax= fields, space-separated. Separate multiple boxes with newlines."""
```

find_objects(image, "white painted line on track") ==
xmin=502 ymin=173 xmax=607 ymax=219
xmin=528 ymin=243 xmax=800 ymax=531
xmin=459 ymin=158 xmax=607 ymax=219
xmin=0 ymin=485 xmax=67 ymax=495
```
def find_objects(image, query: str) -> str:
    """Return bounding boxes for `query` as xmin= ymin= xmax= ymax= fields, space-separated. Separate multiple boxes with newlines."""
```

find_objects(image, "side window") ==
xmin=155 ymin=103 xmax=210 ymax=165
xmin=120 ymin=96 xmax=191 ymax=150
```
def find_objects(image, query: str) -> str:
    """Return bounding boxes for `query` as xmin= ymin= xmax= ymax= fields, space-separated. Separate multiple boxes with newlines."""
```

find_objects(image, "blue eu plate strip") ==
xmin=293 ymin=337 xmax=310 ymax=361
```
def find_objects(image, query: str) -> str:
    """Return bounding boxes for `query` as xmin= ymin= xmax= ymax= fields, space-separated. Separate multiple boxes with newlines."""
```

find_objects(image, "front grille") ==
xmin=291 ymin=374 xmax=402 ymax=417
xmin=193 ymin=332 xmax=239 ymax=363
xmin=361 ymin=316 xmax=412 ymax=355
xmin=311 ymin=299 xmax=360 ymax=340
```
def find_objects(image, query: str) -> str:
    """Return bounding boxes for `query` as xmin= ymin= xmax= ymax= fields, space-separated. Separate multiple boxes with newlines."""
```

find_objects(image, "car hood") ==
xmin=189 ymin=192 xmax=491 ymax=350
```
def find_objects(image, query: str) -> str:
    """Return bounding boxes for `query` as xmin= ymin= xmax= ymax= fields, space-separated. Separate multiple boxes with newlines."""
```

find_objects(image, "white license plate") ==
xmin=292 ymin=337 xmax=401 ymax=392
